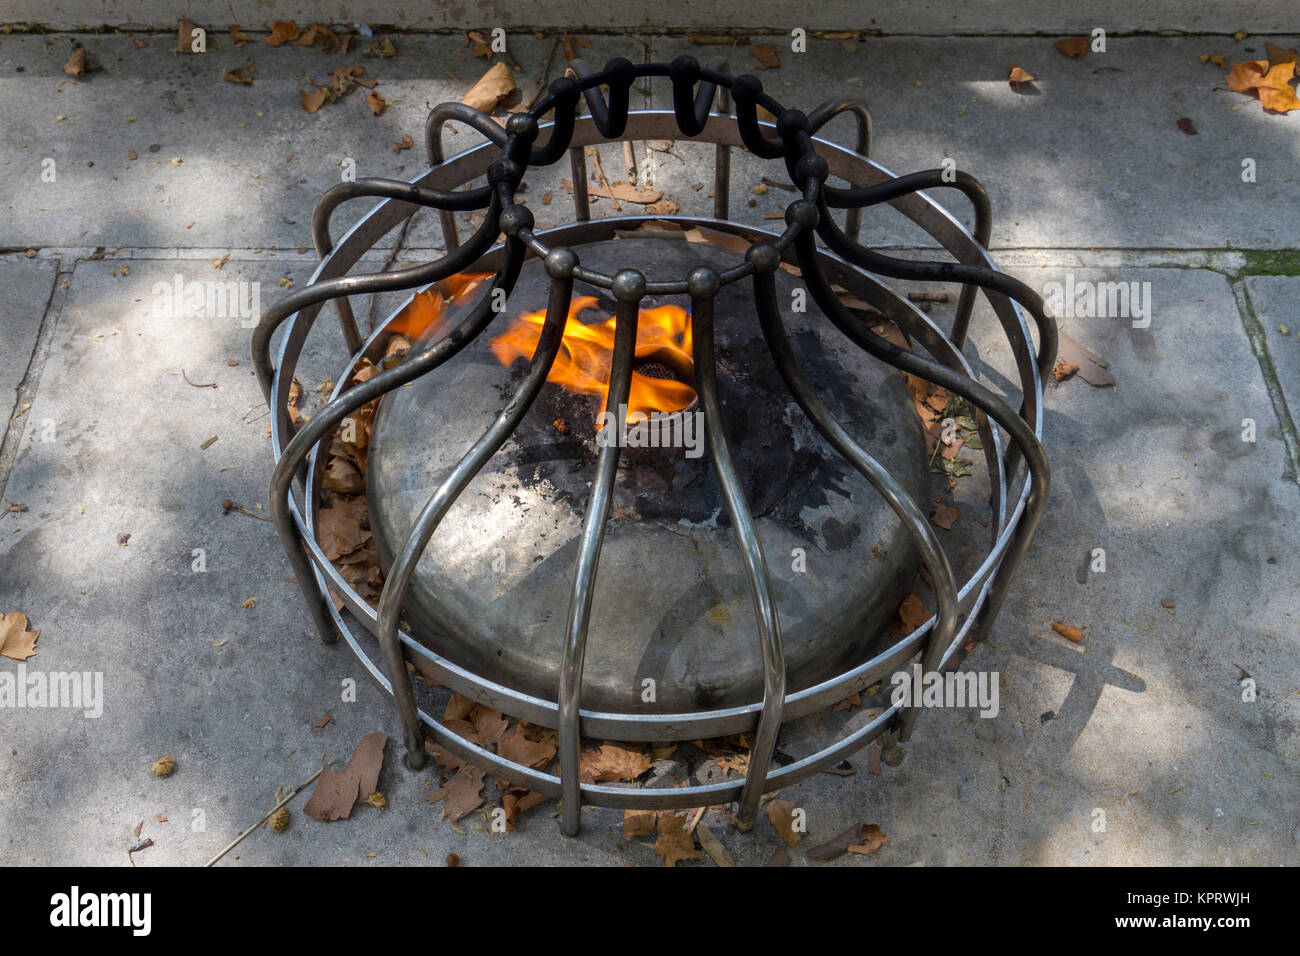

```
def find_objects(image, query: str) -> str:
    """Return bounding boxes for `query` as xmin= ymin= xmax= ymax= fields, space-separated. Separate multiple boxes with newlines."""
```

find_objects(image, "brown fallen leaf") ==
xmin=462 ymin=61 xmax=517 ymax=113
xmin=695 ymin=824 xmax=735 ymax=866
xmin=0 ymin=610 xmax=40 ymax=661
xmin=1051 ymin=621 xmax=1085 ymax=643
xmin=1224 ymin=59 xmax=1300 ymax=113
xmin=498 ymin=723 xmax=555 ymax=770
xmin=229 ymin=25 xmax=253 ymax=45
xmin=501 ymin=790 xmax=549 ymax=829
xmin=846 ymin=823 xmax=888 ymax=856
xmin=622 ymin=809 xmax=657 ymax=839
xmin=365 ymin=90 xmax=388 ymax=116
xmin=1052 ymin=360 xmax=1079 ymax=381
xmin=391 ymin=134 xmax=415 ymax=153
xmin=1008 ymin=65 xmax=1036 ymax=87
xmin=808 ymin=823 xmax=872 ymax=861
xmin=579 ymin=742 xmax=652 ymax=783
xmin=654 ymin=813 xmax=701 ymax=866
xmin=314 ymin=712 xmax=332 ymax=728
xmin=266 ymin=21 xmax=299 ymax=47
xmin=1265 ymin=41 xmax=1298 ymax=66
xmin=750 ymin=43 xmax=781 ymax=70
xmin=588 ymin=181 xmax=663 ymax=204
xmin=443 ymin=765 xmax=486 ymax=822
xmin=63 ymin=47 xmax=89 ymax=77
xmin=303 ymin=732 xmax=388 ymax=822
xmin=1176 ymin=116 xmax=1198 ymax=135
xmin=317 ymin=497 xmax=371 ymax=560
xmin=894 ymin=594 xmax=930 ymax=634
xmin=765 ymin=799 xmax=801 ymax=847
xmin=1055 ymin=36 xmax=1089 ymax=58
xmin=929 ymin=497 xmax=959 ymax=530
xmin=300 ymin=87 xmax=327 ymax=114
xmin=1055 ymin=329 xmax=1115 ymax=387
xmin=222 ymin=66 xmax=254 ymax=85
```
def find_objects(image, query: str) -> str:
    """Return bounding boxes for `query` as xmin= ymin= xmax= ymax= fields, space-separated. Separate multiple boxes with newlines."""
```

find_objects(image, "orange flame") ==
xmin=489 ymin=296 xmax=695 ymax=425
xmin=388 ymin=272 xmax=493 ymax=339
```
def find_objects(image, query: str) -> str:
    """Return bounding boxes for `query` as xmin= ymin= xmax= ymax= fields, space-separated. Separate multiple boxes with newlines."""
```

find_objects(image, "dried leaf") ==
xmin=1055 ymin=329 xmax=1114 ymax=387
xmin=1052 ymin=360 xmax=1079 ymax=381
xmin=1051 ymin=621 xmax=1084 ymax=643
xmin=1265 ymin=41 xmax=1298 ymax=66
xmin=302 ymin=732 xmax=388 ymax=822
xmin=229 ymin=25 xmax=253 ymax=45
xmin=1224 ymin=59 xmax=1300 ymax=112
xmin=498 ymin=723 xmax=555 ymax=769
xmin=1176 ymin=116 xmax=1198 ymax=135
xmin=317 ymin=497 xmax=370 ymax=560
xmin=222 ymin=66 xmax=254 ymax=85
xmin=462 ymin=61 xmax=517 ymax=113
xmin=808 ymin=823 xmax=870 ymax=861
xmin=579 ymin=742 xmax=652 ymax=783
xmin=929 ymin=497 xmax=959 ymax=530
xmin=622 ymin=809 xmax=657 ymax=839
xmin=0 ymin=610 xmax=40 ymax=661
xmin=266 ymin=21 xmax=299 ymax=47
xmin=847 ymin=823 xmax=888 ymax=856
xmin=588 ymin=181 xmax=663 ymax=204
xmin=895 ymin=594 xmax=930 ymax=633
xmin=750 ymin=43 xmax=781 ymax=70
xmin=63 ymin=47 xmax=87 ymax=77
xmin=365 ymin=90 xmax=388 ymax=116
xmin=176 ymin=19 xmax=200 ymax=54
xmin=695 ymin=823 xmax=735 ymax=866
xmin=1008 ymin=65 xmax=1036 ymax=87
xmin=392 ymin=134 xmax=415 ymax=153
xmin=300 ymin=86 xmax=327 ymax=113
xmin=765 ymin=799 xmax=801 ymax=847
xmin=653 ymin=813 xmax=700 ymax=866
xmin=1054 ymin=36 xmax=1089 ymax=58
xmin=443 ymin=765 xmax=486 ymax=821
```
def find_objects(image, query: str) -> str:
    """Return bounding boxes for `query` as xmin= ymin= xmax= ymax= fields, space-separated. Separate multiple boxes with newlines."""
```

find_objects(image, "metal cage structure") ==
xmin=253 ymin=57 xmax=1054 ymax=835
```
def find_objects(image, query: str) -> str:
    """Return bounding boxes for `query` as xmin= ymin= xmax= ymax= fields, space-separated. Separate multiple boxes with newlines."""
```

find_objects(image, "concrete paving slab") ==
xmin=2 ymin=248 xmax=1297 ymax=866
xmin=0 ymin=256 xmax=57 ymax=419
xmin=647 ymin=35 xmax=1300 ymax=251
xmin=0 ymin=32 xmax=647 ymax=251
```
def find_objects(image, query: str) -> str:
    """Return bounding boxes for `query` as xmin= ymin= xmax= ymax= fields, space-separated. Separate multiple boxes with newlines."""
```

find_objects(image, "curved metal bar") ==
xmin=813 ymin=190 xmax=1056 ymax=389
xmin=691 ymin=271 xmax=786 ymax=828
xmin=559 ymin=273 xmax=641 ymax=836
xmin=793 ymin=224 xmax=1050 ymax=729
xmin=268 ymin=243 xmax=526 ymax=654
xmin=375 ymin=239 xmax=565 ymax=770
xmin=425 ymin=102 xmax=511 ymax=253
xmin=253 ymin=194 xmax=503 ymax=404
xmin=731 ymin=74 xmax=786 ymax=158
xmin=807 ymin=97 xmax=872 ymax=240
xmin=823 ymin=168 xmax=992 ymax=347
xmin=530 ymin=79 xmax=581 ymax=166
xmin=306 ymin=178 xmax=494 ymax=354
xmin=566 ymin=57 xmax=634 ymax=139
xmin=312 ymin=179 xmax=493 ymax=256
xmin=751 ymin=253 xmax=960 ymax=740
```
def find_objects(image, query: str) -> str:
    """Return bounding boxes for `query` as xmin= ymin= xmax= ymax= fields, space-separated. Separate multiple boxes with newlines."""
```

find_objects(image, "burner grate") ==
xmin=254 ymin=56 xmax=1054 ymax=835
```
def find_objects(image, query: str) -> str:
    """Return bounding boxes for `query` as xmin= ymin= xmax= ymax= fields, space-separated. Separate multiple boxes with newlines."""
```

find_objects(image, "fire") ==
xmin=489 ymin=296 xmax=695 ymax=425
xmin=387 ymin=272 xmax=493 ymax=339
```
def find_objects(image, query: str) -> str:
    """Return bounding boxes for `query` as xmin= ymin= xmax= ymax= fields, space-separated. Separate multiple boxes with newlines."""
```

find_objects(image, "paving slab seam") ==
xmin=1232 ymin=278 xmax=1300 ymax=486
xmin=4 ymin=26 xmax=1300 ymax=40
xmin=0 ymin=258 xmax=70 ymax=501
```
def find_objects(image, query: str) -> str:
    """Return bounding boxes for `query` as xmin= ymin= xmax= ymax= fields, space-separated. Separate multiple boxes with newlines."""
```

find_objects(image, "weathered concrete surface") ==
xmin=1 ymin=29 xmax=1299 ymax=867
xmin=0 ymin=256 xmax=57 ymax=419
xmin=647 ymin=34 xmax=1300 ymax=251
xmin=1244 ymin=275 xmax=1300 ymax=439
xmin=3 ymin=1 xmax=1295 ymax=34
